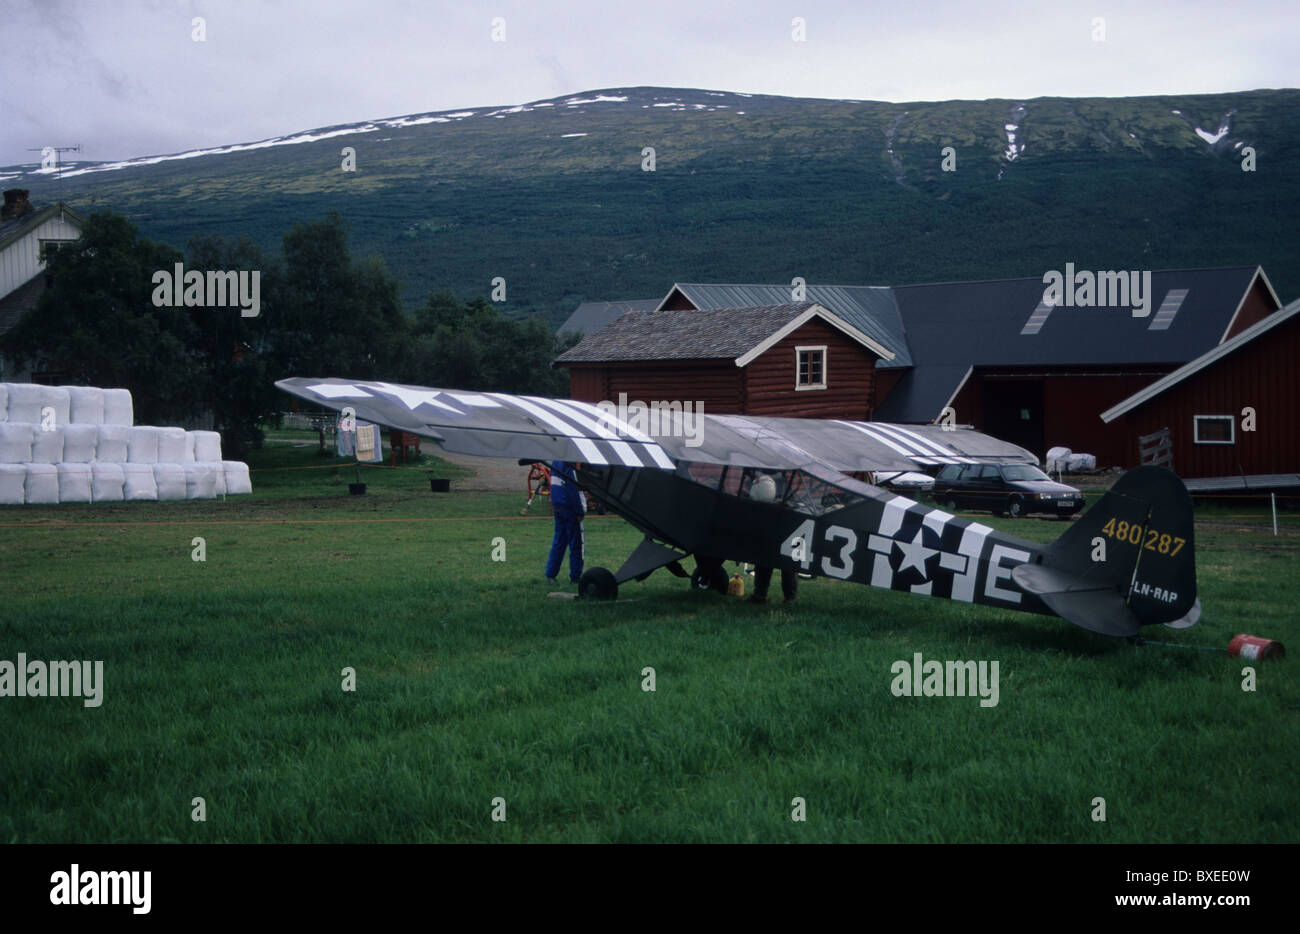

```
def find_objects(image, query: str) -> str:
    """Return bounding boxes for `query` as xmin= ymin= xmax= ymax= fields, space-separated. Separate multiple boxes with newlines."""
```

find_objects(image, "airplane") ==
xmin=276 ymin=377 xmax=1201 ymax=638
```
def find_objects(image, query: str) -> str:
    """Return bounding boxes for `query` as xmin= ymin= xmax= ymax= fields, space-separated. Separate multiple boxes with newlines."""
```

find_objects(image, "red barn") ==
xmin=554 ymin=302 xmax=894 ymax=419
xmin=1099 ymin=297 xmax=1300 ymax=481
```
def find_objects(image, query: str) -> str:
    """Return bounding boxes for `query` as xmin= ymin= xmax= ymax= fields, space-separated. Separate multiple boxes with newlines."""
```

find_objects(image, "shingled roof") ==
xmin=661 ymin=283 xmax=912 ymax=368
xmin=554 ymin=302 xmax=894 ymax=365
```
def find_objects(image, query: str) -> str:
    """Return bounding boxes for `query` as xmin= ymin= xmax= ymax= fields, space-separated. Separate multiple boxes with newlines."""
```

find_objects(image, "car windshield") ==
xmin=1001 ymin=464 xmax=1051 ymax=481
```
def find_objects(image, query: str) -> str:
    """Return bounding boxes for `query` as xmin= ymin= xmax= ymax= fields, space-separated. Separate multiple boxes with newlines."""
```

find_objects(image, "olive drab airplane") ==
xmin=277 ymin=378 xmax=1201 ymax=638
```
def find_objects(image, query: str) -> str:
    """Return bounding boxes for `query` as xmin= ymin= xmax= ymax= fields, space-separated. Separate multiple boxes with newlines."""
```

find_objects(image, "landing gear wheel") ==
xmin=691 ymin=561 xmax=729 ymax=594
xmin=578 ymin=567 xmax=618 ymax=600
xmin=1006 ymin=495 xmax=1025 ymax=518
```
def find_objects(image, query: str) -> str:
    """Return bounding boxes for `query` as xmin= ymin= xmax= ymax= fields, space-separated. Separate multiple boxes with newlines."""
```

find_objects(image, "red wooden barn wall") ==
xmin=1117 ymin=312 xmax=1300 ymax=477
xmin=563 ymin=320 xmax=878 ymax=419
xmin=742 ymin=318 xmax=876 ymax=419
xmin=1224 ymin=276 xmax=1278 ymax=339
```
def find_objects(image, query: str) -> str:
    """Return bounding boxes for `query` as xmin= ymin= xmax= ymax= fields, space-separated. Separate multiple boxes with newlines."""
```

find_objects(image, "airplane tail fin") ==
xmin=1012 ymin=466 xmax=1199 ymax=636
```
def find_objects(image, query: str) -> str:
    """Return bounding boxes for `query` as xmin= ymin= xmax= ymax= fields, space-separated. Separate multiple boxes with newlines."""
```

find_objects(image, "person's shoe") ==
xmin=747 ymin=594 xmax=767 ymax=604
xmin=783 ymin=596 xmax=797 ymax=604
xmin=544 ymin=576 xmax=558 ymax=584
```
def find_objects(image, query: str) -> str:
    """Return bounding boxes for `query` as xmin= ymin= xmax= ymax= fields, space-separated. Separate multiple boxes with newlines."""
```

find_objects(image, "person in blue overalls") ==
xmin=545 ymin=461 xmax=585 ymax=584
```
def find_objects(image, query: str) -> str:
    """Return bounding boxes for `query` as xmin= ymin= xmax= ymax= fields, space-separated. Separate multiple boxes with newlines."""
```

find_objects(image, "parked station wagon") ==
xmin=931 ymin=463 xmax=1085 ymax=517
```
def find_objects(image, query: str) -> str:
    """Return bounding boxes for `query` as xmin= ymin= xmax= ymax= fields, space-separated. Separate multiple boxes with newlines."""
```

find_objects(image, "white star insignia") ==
xmin=371 ymin=382 xmax=463 ymax=414
xmin=306 ymin=383 xmax=372 ymax=399
xmin=894 ymin=529 xmax=938 ymax=577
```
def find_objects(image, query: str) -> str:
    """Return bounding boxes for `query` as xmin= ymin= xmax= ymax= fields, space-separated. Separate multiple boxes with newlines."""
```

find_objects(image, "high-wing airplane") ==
xmin=276 ymin=377 xmax=1200 ymax=638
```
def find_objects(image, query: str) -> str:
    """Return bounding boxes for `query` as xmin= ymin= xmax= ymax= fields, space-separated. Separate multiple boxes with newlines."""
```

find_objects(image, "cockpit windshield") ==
xmin=677 ymin=461 xmax=873 ymax=516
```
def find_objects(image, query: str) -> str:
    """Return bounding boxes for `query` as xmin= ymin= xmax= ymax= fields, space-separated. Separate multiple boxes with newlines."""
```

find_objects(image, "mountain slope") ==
xmin=9 ymin=86 xmax=1299 ymax=323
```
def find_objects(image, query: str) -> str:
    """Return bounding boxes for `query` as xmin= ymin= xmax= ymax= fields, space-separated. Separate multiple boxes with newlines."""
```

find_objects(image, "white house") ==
xmin=0 ymin=189 xmax=85 ymax=381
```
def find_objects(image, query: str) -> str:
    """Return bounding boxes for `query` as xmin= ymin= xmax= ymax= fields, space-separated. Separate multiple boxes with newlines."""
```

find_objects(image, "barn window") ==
xmin=795 ymin=346 xmax=827 ymax=390
xmin=1193 ymin=415 xmax=1235 ymax=445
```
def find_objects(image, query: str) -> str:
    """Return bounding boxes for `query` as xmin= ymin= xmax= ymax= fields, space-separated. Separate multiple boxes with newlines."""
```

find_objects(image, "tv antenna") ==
xmin=25 ymin=144 xmax=82 ymax=214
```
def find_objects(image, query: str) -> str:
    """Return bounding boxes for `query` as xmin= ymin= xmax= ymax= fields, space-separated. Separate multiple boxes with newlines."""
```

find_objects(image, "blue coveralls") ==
xmin=545 ymin=461 xmax=585 ymax=582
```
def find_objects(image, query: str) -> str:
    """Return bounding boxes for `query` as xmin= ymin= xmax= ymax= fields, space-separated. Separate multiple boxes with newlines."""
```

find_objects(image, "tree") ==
xmin=1 ymin=210 xmax=202 ymax=426
xmin=183 ymin=233 xmax=277 ymax=456
xmin=266 ymin=212 xmax=409 ymax=382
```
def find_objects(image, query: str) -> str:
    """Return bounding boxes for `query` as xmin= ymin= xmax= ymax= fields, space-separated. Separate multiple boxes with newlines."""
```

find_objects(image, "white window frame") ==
xmin=1193 ymin=414 xmax=1235 ymax=445
xmin=795 ymin=345 xmax=827 ymax=391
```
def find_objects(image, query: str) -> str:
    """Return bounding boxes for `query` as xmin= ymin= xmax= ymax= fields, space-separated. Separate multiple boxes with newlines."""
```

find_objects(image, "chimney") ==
xmin=2 ymin=189 xmax=34 ymax=221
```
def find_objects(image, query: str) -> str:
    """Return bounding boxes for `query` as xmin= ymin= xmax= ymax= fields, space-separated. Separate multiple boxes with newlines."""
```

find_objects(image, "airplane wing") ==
xmin=275 ymin=378 xmax=1036 ymax=474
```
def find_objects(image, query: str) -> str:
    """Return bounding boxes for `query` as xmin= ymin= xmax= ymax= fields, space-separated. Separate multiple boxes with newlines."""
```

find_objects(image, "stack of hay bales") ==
xmin=0 ymin=383 xmax=252 ymax=505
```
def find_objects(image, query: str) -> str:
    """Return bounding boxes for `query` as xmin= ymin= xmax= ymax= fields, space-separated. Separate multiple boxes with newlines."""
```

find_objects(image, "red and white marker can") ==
xmin=1228 ymin=634 xmax=1285 ymax=661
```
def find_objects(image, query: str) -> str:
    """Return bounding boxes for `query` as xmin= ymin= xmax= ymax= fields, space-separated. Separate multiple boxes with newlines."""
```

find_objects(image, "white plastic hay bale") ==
xmin=40 ymin=385 xmax=71 ymax=426
xmin=156 ymin=427 xmax=187 ymax=463
xmin=183 ymin=462 xmax=219 ymax=499
xmin=122 ymin=463 xmax=157 ymax=500
xmin=153 ymin=463 xmax=188 ymax=500
xmin=90 ymin=463 xmax=125 ymax=502
xmin=0 ymin=383 xmax=7 ymax=422
xmin=61 ymin=424 xmax=98 ymax=463
xmin=189 ymin=430 xmax=223 ymax=463
xmin=1045 ymin=446 xmax=1072 ymax=473
xmin=1065 ymin=452 xmax=1097 ymax=473
xmin=102 ymin=388 xmax=133 ymax=426
xmin=0 ymin=464 xmax=25 ymax=504
xmin=5 ymin=384 xmax=48 ymax=423
xmin=56 ymin=463 xmax=93 ymax=503
xmin=96 ymin=425 xmax=130 ymax=463
xmin=128 ymin=426 xmax=161 ymax=463
xmin=0 ymin=423 xmax=34 ymax=463
xmin=66 ymin=386 xmax=105 ymax=425
xmin=30 ymin=426 xmax=64 ymax=464
xmin=223 ymin=460 xmax=252 ymax=495
xmin=24 ymin=464 xmax=60 ymax=504
xmin=212 ymin=462 xmax=227 ymax=496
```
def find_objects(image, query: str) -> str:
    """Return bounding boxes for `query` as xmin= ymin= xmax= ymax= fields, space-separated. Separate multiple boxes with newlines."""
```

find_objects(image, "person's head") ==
xmin=749 ymin=473 xmax=777 ymax=503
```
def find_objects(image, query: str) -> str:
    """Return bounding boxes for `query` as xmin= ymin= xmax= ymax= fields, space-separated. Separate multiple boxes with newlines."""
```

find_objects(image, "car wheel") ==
xmin=1006 ymin=495 xmax=1024 ymax=518
xmin=578 ymin=567 xmax=618 ymax=600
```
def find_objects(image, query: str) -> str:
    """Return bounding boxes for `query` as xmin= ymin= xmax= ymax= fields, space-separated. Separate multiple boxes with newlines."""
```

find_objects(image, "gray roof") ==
xmin=874 ymin=266 xmax=1274 ymax=423
xmin=1100 ymin=295 xmax=1300 ymax=422
xmin=557 ymin=298 xmax=659 ymax=337
xmin=0 ymin=271 xmax=46 ymax=337
xmin=555 ymin=302 xmax=824 ymax=363
xmin=0 ymin=202 xmax=85 ymax=253
xmin=663 ymin=283 xmax=912 ymax=368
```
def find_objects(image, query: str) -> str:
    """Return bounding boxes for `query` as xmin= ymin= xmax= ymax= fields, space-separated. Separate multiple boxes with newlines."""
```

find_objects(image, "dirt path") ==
xmin=436 ymin=450 xmax=534 ymax=493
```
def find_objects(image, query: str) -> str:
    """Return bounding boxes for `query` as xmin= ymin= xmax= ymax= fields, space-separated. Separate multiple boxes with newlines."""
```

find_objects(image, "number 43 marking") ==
xmin=780 ymin=521 xmax=858 ymax=579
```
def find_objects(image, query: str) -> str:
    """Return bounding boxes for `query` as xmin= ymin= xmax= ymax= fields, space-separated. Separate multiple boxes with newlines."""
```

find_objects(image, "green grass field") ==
xmin=1 ymin=442 xmax=1296 ymax=843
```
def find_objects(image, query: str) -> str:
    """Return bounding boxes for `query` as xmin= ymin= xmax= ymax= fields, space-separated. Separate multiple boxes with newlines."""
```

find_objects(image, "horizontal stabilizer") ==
xmin=1012 ymin=563 xmax=1141 ymax=636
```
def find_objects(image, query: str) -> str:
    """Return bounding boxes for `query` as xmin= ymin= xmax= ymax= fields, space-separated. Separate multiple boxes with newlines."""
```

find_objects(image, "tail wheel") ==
xmin=1007 ymin=495 xmax=1025 ymax=518
xmin=579 ymin=567 xmax=618 ymax=600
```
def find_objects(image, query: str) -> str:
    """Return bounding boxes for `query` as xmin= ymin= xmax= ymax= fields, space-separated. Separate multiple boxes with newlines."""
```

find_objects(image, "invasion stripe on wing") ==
xmin=527 ymin=397 xmax=646 ymax=467
xmin=870 ymin=423 xmax=976 ymax=463
xmin=489 ymin=394 xmax=608 ymax=464
xmin=553 ymin=399 xmax=677 ymax=469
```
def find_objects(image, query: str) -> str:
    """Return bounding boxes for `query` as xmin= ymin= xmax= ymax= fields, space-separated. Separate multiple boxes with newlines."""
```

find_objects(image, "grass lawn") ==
xmin=1 ymin=441 xmax=1296 ymax=843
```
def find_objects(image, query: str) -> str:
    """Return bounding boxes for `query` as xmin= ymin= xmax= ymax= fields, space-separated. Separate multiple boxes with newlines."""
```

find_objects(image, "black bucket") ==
xmin=348 ymin=482 xmax=367 ymax=495
xmin=429 ymin=478 xmax=450 ymax=492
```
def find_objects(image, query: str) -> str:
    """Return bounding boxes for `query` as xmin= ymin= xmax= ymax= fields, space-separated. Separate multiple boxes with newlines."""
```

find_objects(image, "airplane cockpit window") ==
xmin=677 ymin=461 xmax=870 ymax=516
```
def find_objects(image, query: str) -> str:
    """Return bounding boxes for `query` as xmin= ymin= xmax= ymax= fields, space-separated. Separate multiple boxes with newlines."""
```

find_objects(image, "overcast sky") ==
xmin=2 ymin=0 xmax=1296 ymax=166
